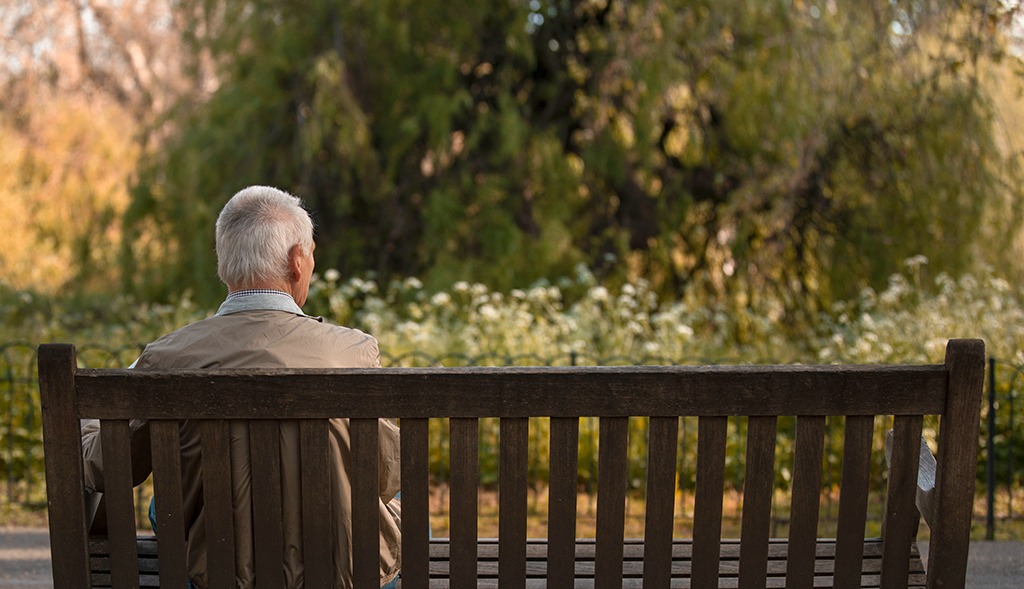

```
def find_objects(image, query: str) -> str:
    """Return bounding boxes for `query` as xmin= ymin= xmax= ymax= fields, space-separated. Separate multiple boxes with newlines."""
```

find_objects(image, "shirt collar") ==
xmin=215 ymin=289 xmax=322 ymax=321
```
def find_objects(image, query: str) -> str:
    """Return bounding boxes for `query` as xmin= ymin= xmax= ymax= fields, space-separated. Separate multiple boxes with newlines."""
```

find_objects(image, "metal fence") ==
xmin=3 ymin=343 xmax=1021 ymax=537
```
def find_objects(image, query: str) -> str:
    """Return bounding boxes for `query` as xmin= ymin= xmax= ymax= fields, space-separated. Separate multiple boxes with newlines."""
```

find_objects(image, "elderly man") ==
xmin=80 ymin=186 xmax=402 ymax=589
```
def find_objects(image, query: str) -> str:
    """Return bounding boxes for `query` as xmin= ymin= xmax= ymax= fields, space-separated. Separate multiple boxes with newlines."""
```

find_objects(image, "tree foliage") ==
xmin=122 ymin=0 xmax=1024 ymax=315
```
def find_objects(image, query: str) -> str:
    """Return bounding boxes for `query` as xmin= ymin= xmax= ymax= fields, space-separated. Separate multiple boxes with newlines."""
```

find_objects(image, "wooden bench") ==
xmin=39 ymin=339 xmax=985 ymax=589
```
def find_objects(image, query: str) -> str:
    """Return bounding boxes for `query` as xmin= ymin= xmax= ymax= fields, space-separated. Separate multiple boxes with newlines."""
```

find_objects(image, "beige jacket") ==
xmin=81 ymin=295 xmax=401 ymax=588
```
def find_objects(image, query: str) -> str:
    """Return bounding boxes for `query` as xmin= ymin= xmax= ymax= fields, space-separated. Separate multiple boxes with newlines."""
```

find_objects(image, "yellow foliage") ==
xmin=0 ymin=94 xmax=137 ymax=292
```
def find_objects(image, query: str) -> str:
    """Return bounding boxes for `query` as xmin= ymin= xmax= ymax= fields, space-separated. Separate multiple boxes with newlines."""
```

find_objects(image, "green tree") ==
xmin=123 ymin=0 xmax=1024 ymax=318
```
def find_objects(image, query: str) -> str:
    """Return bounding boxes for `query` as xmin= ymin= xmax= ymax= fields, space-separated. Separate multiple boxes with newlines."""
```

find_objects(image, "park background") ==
xmin=2 ymin=0 xmax=1024 ymax=539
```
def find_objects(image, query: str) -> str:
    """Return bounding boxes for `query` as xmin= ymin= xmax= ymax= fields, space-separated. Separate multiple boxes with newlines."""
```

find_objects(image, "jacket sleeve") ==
xmin=81 ymin=418 xmax=154 ymax=491
xmin=378 ymin=418 xmax=402 ymax=501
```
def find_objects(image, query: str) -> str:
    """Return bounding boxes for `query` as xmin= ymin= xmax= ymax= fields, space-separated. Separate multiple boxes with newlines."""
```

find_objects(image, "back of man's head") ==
xmin=216 ymin=186 xmax=314 ymax=289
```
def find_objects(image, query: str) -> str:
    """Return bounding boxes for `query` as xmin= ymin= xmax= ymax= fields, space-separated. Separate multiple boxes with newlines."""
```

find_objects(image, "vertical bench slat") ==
xmin=401 ymin=418 xmax=431 ymax=588
xmin=927 ymin=339 xmax=985 ymax=589
xmin=351 ymin=418 xmax=381 ymax=589
xmin=299 ymin=419 xmax=333 ymax=587
xmin=200 ymin=419 xmax=236 ymax=588
xmin=738 ymin=416 xmax=777 ymax=589
xmin=691 ymin=416 xmax=727 ymax=589
xmin=151 ymin=420 xmax=189 ymax=588
xmin=38 ymin=344 xmax=91 ymax=589
xmin=100 ymin=419 xmax=140 ymax=589
xmin=499 ymin=417 xmax=529 ymax=589
xmin=642 ymin=416 xmax=679 ymax=589
xmin=450 ymin=417 xmax=479 ymax=587
xmin=785 ymin=415 xmax=826 ymax=589
xmin=547 ymin=416 xmax=580 ymax=587
xmin=249 ymin=420 xmax=284 ymax=588
xmin=880 ymin=414 xmax=924 ymax=588
xmin=595 ymin=416 xmax=628 ymax=589
xmin=833 ymin=415 xmax=875 ymax=589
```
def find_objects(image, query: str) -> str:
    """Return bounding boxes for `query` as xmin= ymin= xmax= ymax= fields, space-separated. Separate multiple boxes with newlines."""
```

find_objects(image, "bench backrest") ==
xmin=39 ymin=339 xmax=984 ymax=589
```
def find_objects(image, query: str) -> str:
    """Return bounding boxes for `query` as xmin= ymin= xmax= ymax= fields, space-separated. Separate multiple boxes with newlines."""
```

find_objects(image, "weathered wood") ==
xmin=351 ymin=418 xmax=380 ymax=589
xmin=401 ymin=418 xmax=431 ymax=588
xmin=738 ymin=416 xmax=778 ymax=589
xmin=450 ymin=418 xmax=479 ymax=587
xmin=248 ymin=420 xmax=284 ymax=588
xmin=880 ymin=415 xmax=924 ymax=588
xmin=38 ymin=344 xmax=92 ymax=589
xmin=73 ymin=364 xmax=949 ymax=419
xmin=595 ymin=417 xmax=629 ymax=589
xmin=89 ymin=536 xmax=930 ymax=589
xmin=643 ymin=416 xmax=680 ymax=589
xmin=500 ymin=417 xmax=529 ymax=589
xmin=298 ymin=419 xmax=333 ymax=587
xmin=834 ymin=416 xmax=875 ymax=589
xmin=547 ymin=416 xmax=580 ymax=588
xmin=199 ymin=419 xmax=235 ymax=588
xmin=786 ymin=416 xmax=826 ymax=589
xmin=149 ymin=420 xmax=188 ymax=588
xmin=40 ymin=340 xmax=984 ymax=589
xmin=99 ymin=419 xmax=140 ymax=589
xmin=927 ymin=339 xmax=985 ymax=589
xmin=692 ymin=416 xmax=728 ymax=589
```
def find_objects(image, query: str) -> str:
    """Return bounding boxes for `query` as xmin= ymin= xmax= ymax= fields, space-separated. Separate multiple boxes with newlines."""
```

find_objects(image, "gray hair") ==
xmin=215 ymin=186 xmax=314 ymax=288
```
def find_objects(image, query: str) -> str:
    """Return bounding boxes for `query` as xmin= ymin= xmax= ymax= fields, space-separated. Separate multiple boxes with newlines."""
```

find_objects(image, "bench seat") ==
xmin=88 ymin=536 xmax=926 ymax=588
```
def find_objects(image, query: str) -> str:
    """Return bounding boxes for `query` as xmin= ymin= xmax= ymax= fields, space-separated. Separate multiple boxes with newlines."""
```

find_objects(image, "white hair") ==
xmin=215 ymin=186 xmax=314 ymax=288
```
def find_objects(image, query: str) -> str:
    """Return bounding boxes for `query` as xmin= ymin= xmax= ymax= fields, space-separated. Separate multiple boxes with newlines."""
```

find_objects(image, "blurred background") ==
xmin=2 ymin=0 xmax=1023 ymax=538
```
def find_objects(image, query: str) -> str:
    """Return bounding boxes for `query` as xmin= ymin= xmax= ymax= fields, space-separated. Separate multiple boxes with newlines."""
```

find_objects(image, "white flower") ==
xmin=324 ymin=269 xmax=341 ymax=282
xmin=431 ymin=292 xmax=452 ymax=306
xmin=904 ymin=255 xmax=928 ymax=269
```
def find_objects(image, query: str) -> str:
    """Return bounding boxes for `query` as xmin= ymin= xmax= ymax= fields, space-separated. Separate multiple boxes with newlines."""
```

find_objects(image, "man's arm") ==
xmin=81 ymin=418 xmax=154 ymax=491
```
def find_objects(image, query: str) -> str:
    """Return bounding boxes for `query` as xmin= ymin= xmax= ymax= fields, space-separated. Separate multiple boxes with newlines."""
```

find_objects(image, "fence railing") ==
xmin=3 ymin=343 xmax=1021 ymax=538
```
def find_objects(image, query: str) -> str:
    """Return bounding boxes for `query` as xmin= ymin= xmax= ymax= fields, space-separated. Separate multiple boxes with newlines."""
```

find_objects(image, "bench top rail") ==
xmin=68 ymin=363 xmax=951 ymax=419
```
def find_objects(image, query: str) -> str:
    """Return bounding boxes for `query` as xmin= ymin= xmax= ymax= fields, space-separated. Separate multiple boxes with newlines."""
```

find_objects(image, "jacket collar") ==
xmin=215 ymin=290 xmax=323 ymax=322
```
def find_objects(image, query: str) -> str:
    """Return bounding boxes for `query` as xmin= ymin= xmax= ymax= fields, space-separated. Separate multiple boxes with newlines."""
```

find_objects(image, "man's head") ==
xmin=216 ymin=186 xmax=316 ymax=304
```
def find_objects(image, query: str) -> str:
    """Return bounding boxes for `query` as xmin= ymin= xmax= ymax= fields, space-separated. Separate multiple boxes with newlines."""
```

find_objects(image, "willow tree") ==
xmin=123 ymin=0 xmax=1023 ymax=314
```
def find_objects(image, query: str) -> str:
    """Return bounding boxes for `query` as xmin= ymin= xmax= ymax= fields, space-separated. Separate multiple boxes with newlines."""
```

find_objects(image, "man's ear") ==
xmin=287 ymin=244 xmax=304 ymax=281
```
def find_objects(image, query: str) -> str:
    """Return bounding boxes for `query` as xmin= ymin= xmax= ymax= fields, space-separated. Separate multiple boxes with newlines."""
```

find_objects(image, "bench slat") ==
xmin=401 ymin=418 xmax=431 ymax=588
xmin=100 ymin=419 xmax=140 ymax=589
xmin=595 ymin=416 xmax=629 ymax=589
xmin=643 ymin=416 xmax=679 ymax=589
xmin=200 ymin=419 xmax=235 ymax=588
xmin=833 ymin=415 xmax=874 ymax=589
xmin=150 ymin=420 xmax=189 ymax=588
xmin=880 ymin=414 xmax=924 ymax=587
xmin=39 ymin=344 xmax=92 ymax=589
xmin=249 ymin=420 xmax=285 ymax=588
xmin=786 ymin=415 xmax=826 ymax=589
xmin=738 ymin=416 xmax=778 ymax=589
xmin=298 ymin=419 xmax=333 ymax=586
xmin=500 ymin=417 xmax=529 ymax=588
xmin=547 ymin=416 xmax=580 ymax=587
xmin=450 ymin=417 xmax=479 ymax=586
xmin=692 ymin=416 xmax=728 ymax=589
xmin=351 ymin=418 xmax=380 ymax=589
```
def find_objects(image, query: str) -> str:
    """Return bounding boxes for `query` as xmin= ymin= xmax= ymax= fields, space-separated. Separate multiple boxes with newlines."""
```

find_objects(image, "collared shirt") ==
xmin=216 ymin=289 xmax=323 ymax=321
